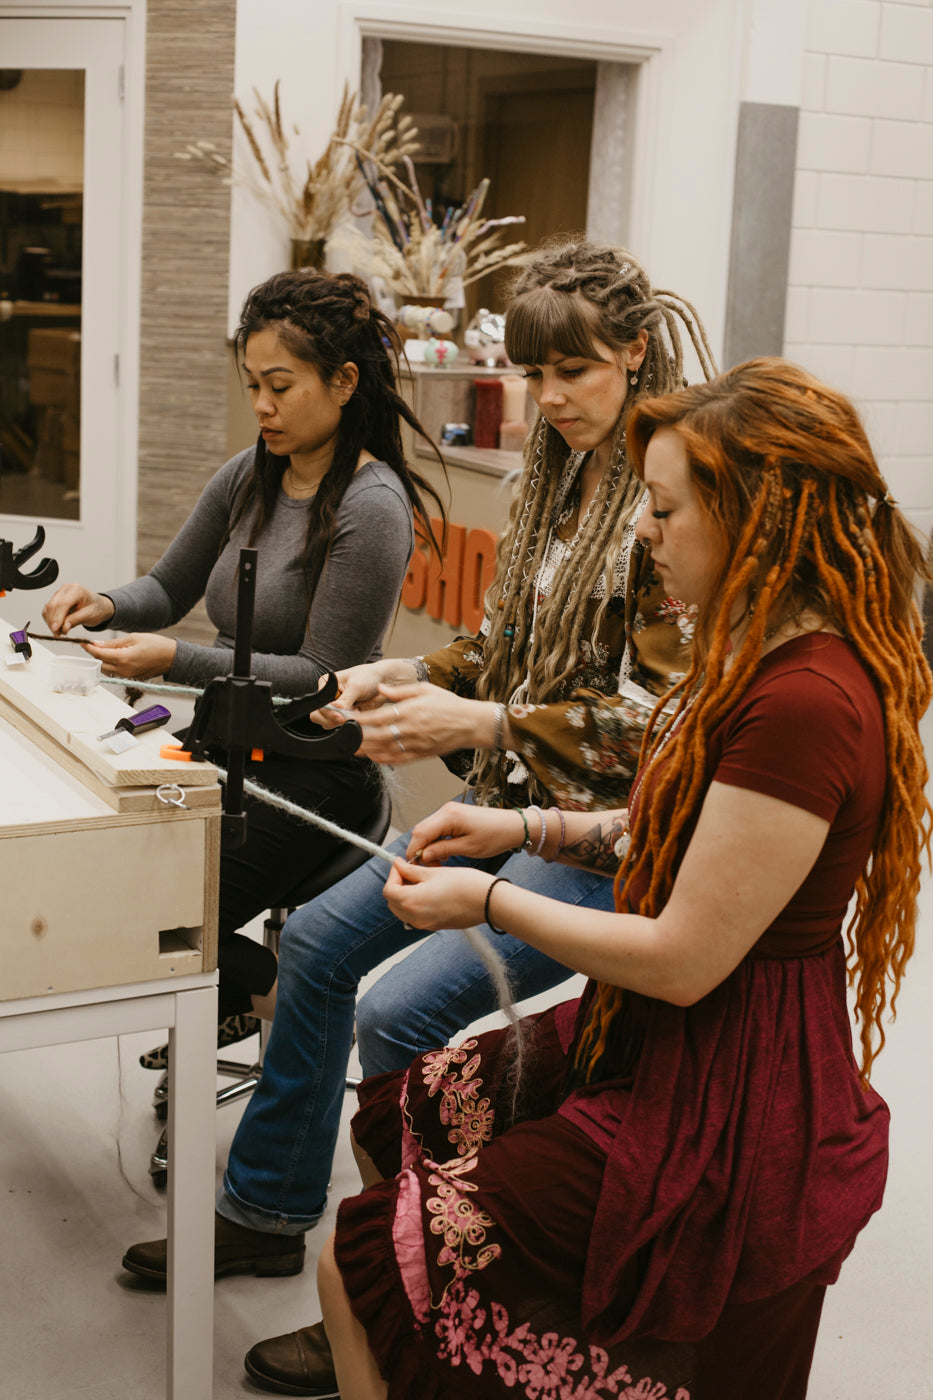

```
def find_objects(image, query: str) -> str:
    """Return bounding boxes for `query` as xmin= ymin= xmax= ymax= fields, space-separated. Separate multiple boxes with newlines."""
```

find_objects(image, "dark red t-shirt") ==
xmin=630 ymin=632 xmax=885 ymax=956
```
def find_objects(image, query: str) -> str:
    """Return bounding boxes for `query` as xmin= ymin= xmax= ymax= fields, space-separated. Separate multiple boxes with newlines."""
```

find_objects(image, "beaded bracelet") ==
xmin=484 ymin=876 xmax=512 ymax=935
xmin=526 ymin=804 xmax=548 ymax=857
xmin=534 ymin=808 xmax=549 ymax=856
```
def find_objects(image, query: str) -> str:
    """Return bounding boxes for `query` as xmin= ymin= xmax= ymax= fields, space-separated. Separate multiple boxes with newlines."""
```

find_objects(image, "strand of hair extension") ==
xmin=98 ymin=675 xmax=292 ymax=706
xmin=113 ymin=1034 xmax=159 ymax=1205
xmin=809 ymin=487 xmax=930 ymax=1074
xmin=97 ymin=675 xmax=205 ymax=700
xmin=639 ymin=551 xmax=757 ymax=869
xmin=496 ymin=427 xmax=543 ymax=603
xmin=489 ymin=431 xmax=558 ymax=653
xmin=529 ymin=459 xmax=623 ymax=699
xmin=821 ymin=485 xmax=906 ymax=701
xmin=665 ymin=289 xmax=720 ymax=373
xmin=655 ymin=306 xmax=685 ymax=383
xmin=217 ymin=767 xmax=397 ymax=865
xmin=577 ymin=498 xmax=771 ymax=1077
xmin=213 ymin=767 xmax=526 ymax=1077
xmin=654 ymin=290 xmax=720 ymax=378
xmin=840 ymin=499 xmax=910 ymax=684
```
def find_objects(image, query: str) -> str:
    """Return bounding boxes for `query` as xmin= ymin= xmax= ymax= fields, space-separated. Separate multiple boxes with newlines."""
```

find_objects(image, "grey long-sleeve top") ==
xmin=102 ymin=449 xmax=415 ymax=695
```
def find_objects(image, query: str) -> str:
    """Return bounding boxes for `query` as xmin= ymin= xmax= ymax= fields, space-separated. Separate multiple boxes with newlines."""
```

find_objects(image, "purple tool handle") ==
xmin=117 ymin=704 xmax=171 ymax=735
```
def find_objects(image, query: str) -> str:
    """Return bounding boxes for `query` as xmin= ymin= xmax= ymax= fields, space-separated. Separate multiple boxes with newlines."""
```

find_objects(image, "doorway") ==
xmin=0 ymin=15 xmax=130 ymax=599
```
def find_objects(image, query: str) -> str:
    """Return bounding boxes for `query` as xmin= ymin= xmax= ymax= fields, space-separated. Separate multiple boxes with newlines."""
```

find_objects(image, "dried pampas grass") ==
xmin=177 ymin=81 xmax=420 ymax=245
xmin=331 ymin=149 xmax=528 ymax=298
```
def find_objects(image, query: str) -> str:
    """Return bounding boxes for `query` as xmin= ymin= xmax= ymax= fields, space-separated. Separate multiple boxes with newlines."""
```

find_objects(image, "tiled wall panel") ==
xmin=787 ymin=0 xmax=933 ymax=528
xmin=136 ymin=0 xmax=236 ymax=645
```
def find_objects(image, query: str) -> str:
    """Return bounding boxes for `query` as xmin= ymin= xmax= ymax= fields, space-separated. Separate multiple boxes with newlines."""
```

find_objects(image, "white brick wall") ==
xmin=824 ymin=55 xmax=925 ymax=119
xmin=787 ymin=0 xmax=933 ymax=532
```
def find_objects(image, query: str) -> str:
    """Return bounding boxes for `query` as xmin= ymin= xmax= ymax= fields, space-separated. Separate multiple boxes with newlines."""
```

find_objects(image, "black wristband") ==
xmin=483 ymin=876 xmax=512 ymax=935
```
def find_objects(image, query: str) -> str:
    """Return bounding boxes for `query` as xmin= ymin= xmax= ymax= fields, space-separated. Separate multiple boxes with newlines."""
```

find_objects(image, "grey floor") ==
xmin=2 ymin=724 xmax=932 ymax=1399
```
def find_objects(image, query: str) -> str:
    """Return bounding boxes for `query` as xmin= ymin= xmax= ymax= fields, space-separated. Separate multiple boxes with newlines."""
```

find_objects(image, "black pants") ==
xmin=216 ymin=751 xmax=382 ymax=1018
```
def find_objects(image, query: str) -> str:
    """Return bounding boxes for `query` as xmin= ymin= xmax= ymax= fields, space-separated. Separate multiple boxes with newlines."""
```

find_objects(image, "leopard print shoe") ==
xmin=138 ymin=1013 xmax=261 ymax=1069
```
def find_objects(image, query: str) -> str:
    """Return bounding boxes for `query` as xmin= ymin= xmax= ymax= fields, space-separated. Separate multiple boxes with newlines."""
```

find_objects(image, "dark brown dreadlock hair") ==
xmin=575 ymin=356 xmax=932 ymax=1083
xmin=470 ymin=240 xmax=716 ymax=805
xmin=230 ymin=269 xmax=447 ymax=599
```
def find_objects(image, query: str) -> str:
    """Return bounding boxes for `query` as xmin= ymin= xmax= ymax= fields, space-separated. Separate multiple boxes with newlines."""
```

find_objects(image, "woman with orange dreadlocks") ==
xmin=316 ymin=358 xmax=931 ymax=1400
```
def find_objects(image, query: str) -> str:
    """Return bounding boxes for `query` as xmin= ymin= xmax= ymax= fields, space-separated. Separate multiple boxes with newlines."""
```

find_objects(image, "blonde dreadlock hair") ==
xmin=575 ymin=357 xmax=932 ymax=1084
xmin=470 ymin=240 xmax=716 ymax=806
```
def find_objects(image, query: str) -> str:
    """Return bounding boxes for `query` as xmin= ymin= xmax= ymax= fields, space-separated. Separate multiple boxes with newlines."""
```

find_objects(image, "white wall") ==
xmin=230 ymin=0 xmax=933 ymax=526
xmin=785 ymin=0 xmax=933 ymax=530
xmin=229 ymin=0 xmax=748 ymax=379
xmin=229 ymin=0 xmax=344 ymax=324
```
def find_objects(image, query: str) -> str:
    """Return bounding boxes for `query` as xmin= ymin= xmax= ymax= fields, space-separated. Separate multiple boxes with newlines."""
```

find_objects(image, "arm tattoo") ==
xmin=564 ymin=814 xmax=628 ymax=872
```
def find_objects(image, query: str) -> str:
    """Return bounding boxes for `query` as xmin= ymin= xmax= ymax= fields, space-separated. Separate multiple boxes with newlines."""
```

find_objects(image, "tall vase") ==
xmin=290 ymin=237 xmax=326 ymax=271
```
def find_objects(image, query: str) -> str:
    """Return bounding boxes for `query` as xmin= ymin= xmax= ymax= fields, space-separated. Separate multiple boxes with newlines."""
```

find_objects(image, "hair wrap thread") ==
xmin=214 ymin=765 xmax=528 ymax=1107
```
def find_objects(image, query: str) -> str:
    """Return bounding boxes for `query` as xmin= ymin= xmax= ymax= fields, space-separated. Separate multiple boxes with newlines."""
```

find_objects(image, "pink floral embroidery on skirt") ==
xmin=435 ymin=1281 xmax=691 ymax=1400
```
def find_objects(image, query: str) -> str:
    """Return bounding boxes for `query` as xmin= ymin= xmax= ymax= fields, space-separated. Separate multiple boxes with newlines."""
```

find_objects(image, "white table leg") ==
xmin=166 ymin=983 xmax=218 ymax=1399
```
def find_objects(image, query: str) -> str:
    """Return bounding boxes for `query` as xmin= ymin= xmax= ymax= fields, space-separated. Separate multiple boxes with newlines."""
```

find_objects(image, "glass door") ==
xmin=0 ymin=16 xmax=127 ymax=603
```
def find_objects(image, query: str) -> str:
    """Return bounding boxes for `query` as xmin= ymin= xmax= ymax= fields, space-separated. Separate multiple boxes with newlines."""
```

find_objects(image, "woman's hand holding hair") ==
xmin=42 ymin=583 xmax=115 ymax=636
xmin=384 ymin=859 xmax=497 ymax=932
xmin=312 ymin=658 xmax=419 ymax=728
xmin=407 ymin=801 xmax=526 ymax=866
xmin=82 ymin=633 xmax=177 ymax=680
xmin=355 ymin=682 xmax=500 ymax=764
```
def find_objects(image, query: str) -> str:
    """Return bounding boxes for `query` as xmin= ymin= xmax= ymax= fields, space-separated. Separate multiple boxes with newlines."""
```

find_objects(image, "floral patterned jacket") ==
xmin=419 ymin=535 xmax=695 ymax=811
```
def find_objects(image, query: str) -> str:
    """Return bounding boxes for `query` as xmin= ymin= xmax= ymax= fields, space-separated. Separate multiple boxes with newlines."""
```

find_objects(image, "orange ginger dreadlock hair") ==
xmin=574 ymin=357 xmax=932 ymax=1085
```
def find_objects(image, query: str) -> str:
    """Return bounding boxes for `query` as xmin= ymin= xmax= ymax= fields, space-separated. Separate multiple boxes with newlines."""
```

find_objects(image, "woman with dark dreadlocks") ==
xmin=334 ymin=358 xmax=931 ymax=1400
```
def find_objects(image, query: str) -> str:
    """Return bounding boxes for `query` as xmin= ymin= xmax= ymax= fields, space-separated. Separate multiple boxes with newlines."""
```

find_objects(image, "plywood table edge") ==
xmin=0 ymin=641 xmax=217 ymax=789
xmin=201 ymin=814 xmax=221 ymax=971
xmin=0 ymin=693 xmax=220 ymax=813
xmin=0 ymin=803 xmax=219 ymax=840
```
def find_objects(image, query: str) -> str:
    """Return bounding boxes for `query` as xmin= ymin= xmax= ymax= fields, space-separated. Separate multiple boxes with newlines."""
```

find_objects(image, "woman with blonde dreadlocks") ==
xmin=318 ymin=358 xmax=931 ymax=1400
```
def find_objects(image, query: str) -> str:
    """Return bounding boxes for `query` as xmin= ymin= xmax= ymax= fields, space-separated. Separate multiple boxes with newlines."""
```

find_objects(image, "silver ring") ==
xmin=389 ymin=723 xmax=406 ymax=752
xmin=392 ymin=704 xmax=401 ymax=719
xmin=155 ymin=783 xmax=188 ymax=810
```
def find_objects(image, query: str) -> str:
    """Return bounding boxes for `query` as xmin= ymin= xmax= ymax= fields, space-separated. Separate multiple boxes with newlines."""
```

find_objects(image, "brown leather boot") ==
xmin=244 ymin=1320 xmax=339 ymax=1396
xmin=121 ymin=1211 xmax=305 ymax=1286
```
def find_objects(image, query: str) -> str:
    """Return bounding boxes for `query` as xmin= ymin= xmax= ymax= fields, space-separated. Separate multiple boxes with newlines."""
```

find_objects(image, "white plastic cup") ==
xmin=49 ymin=654 xmax=102 ymax=695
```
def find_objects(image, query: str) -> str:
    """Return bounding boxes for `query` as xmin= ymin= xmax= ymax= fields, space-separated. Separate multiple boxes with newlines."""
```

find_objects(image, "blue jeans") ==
xmin=218 ymin=834 xmax=616 ymax=1234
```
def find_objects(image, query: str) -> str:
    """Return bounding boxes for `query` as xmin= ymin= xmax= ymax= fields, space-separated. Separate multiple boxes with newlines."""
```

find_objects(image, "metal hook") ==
xmin=155 ymin=782 xmax=188 ymax=810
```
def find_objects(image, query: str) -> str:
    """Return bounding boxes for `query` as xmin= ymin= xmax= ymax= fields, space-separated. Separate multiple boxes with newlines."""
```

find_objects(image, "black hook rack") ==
xmin=0 ymin=526 xmax=60 ymax=595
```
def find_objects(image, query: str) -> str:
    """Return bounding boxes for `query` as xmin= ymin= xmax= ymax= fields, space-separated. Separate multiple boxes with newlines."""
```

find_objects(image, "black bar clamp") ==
xmin=184 ymin=548 xmax=362 ymax=848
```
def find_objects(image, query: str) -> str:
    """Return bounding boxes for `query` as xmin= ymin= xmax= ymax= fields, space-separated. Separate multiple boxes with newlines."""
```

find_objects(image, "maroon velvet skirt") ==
xmin=334 ymin=1004 xmax=830 ymax=1400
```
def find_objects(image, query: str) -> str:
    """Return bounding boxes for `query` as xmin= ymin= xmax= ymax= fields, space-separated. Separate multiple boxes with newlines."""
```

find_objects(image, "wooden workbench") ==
xmin=0 ymin=618 xmax=222 ymax=1398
